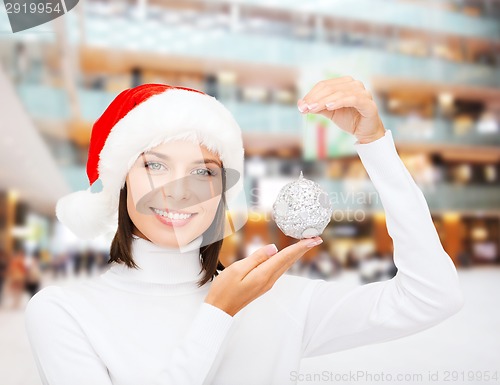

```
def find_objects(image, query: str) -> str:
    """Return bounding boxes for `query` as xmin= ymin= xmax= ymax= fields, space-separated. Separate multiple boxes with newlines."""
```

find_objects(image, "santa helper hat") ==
xmin=56 ymin=84 xmax=245 ymax=240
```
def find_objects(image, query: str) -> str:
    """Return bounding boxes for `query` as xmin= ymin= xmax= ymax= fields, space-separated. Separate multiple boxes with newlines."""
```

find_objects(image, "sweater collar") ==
xmin=100 ymin=234 xmax=206 ymax=295
xmin=128 ymin=234 xmax=204 ymax=284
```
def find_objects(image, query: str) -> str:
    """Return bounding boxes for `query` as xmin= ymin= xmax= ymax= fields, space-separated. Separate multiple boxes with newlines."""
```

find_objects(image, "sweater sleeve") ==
xmin=301 ymin=129 xmax=464 ymax=358
xmin=24 ymin=286 xmax=233 ymax=385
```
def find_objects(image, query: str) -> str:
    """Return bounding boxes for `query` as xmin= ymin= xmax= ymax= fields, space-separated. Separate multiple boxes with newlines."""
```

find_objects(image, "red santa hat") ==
xmin=56 ymin=84 xmax=245 ymax=240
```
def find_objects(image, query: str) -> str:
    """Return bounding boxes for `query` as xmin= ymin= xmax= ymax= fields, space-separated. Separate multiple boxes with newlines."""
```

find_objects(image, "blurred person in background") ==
xmin=24 ymin=249 xmax=42 ymax=299
xmin=85 ymin=249 xmax=97 ymax=276
xmin=358 ymin=251 xmax=383 ymax=284
xmin=381 ymin=251 xmax=398 ymax=280
xmin=6 ymin=248 xmax=26 ymax=310
xmin=288 ymin=241 xmax=340 ymax=280
xmin=95 ymin=250 xmax=110 ymax=270
xmin=430 ymin=153 xmax=446 ymax=185
xmin=12 ymin=42 xmax=30 ymax=84
xmin=458 ymin=239 xmax=473 ymax=268
xmin=359 ymin=249 xmax=399 ymax=284
xmin=72 ymin=248 xmax=84 ymax=276
xmin=51 ymin=250 xmax=69 ymax=279
xmin=24 ymin=77 xmax=463 ymax=385
xmin=0 ymin=249 xmax=7 ymax=307
xmin=345 ymin=246 xmax=359 ymax=269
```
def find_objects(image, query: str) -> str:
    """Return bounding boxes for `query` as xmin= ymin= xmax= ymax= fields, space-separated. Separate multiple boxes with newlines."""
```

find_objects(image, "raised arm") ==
xmin=301 ymin=129 xmax=464 ymax=358
xmin=25 ymin=286 xmax=233 ymax=385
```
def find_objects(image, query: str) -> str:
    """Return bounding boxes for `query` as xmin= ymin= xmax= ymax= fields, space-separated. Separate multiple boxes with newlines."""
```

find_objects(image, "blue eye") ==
xmin=193 ymin=168 xmax=216 ymax=176
xmin=144 ymin=162 xmax=216 ymax=176
xmin=145 ymin=162 xmax=164 ymax=171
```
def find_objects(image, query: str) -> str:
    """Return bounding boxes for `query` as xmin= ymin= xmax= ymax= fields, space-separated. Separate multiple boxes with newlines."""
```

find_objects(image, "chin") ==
xmin=153 ymin=238 xmax=185 ymax=248
xmin=146 ymin=230 xmax=191 ymax=248
xmin=133 ymin=213 xmax=211 ymax=248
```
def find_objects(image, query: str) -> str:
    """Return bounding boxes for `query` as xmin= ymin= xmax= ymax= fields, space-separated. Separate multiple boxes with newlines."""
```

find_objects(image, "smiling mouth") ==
xmin=150 ymin=207 xmax=196 ymax=220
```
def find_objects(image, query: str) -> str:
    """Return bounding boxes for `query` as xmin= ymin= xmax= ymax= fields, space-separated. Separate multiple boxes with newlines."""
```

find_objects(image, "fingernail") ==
xmin=298 ymin=103 xmax=308 ymax=113
xmin=306 ymin=238 xmax=323 ymax=248
xmin=307 ymin=103 xmax=318 ymax=111
xmin=325 ymin=102 xmax=336 ymax=109
xmin=264 ymin=243 xmax=278 ymax=256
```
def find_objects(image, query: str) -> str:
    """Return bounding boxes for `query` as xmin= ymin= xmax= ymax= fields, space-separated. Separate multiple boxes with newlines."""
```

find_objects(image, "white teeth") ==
xmin=152 ymin=208 xmax=193 ymax=220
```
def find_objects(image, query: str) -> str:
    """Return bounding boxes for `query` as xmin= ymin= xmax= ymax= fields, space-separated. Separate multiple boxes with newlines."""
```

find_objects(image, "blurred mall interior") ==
xmin=0 ymin=0 xmax=499 ymax=384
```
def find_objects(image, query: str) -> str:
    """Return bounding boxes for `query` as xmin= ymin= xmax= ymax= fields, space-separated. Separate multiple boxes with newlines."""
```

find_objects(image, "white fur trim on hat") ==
xmin=55 ymin=186 xmax=119 ymax=240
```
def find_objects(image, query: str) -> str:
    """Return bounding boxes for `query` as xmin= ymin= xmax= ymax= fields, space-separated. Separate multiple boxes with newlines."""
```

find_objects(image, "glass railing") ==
xmin=60 ymin=165 xmax=89 ymax=192
xmin=17 ymin=84 xmax=499 ymax=147
xmin=239 ymin=0 xmax=500 ymax=39
xmin=2 ymin=0 xmax=498 ymax=39
xmin=77 ymin=20 xmax=500 ymax=87
xmin=16 ymin=84 xmax=71 ymax=119
xmin=2 ymin=7 xmax=498 ymax=88
xmin=220 ymin=100 xmax=300 ymax=134
xmin=312 ymin=179 xmax=500 ymax=212
xmin=422 ymin=184 xmax=500 ymax=212
xmin=381 ymin=114 xmax=500 ymax=146
xmin=16 ymin=85 xmax=303 ymax=133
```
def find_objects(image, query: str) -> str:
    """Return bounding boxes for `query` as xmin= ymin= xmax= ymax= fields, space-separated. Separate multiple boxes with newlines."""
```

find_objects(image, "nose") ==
xmin=162 ymin=175 xmax=191 ymax=202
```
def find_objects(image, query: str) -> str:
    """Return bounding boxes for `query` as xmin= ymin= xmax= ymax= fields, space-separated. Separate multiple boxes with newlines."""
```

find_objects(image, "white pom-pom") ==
xmin=55 ymin=188 xmax=118 ymax=240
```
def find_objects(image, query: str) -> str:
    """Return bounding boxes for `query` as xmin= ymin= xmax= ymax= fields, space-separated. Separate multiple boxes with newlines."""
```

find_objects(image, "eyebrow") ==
xmin=142 ymin=151 xmax=223 ymax=168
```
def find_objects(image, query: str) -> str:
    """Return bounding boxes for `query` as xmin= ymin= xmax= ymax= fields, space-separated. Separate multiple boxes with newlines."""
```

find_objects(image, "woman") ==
xmin=25 ymin=77 xmax=464 ymax=385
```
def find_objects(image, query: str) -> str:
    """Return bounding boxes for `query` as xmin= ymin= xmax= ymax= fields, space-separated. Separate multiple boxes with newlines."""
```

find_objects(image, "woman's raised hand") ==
xmin=204 ymin=237 xmax=323 ymax=317
xmin=298 ymin=76 xmax=386 ymax=144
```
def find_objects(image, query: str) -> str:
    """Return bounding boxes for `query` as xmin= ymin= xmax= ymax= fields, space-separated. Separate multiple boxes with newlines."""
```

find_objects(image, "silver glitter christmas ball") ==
xmin=272 ymin=171 xmax=333 ymax=239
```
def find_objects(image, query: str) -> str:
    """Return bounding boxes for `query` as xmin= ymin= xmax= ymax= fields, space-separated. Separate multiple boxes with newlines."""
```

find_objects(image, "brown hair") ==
xmin=108 ymin=171 xmax=227 ymax=288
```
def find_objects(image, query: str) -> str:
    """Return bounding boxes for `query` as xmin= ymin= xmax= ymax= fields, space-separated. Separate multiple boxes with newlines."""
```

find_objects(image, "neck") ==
xmin=129 ymin=234 xmax=204 ymax=284
xmin=100 ymin=234 xmax=206 ymax=295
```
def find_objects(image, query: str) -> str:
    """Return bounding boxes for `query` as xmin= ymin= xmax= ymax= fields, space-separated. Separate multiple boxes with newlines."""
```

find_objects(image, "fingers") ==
xmin=324 ymin=89 xmax=373 ymax=108
xmin=298 ymin=76 xmax=357 ymax=110
xmin=235 ymin=243 xmax=279 ymax=275
xmin=250 ymin=237 xmax=323 ymax=283
xmin=324 ymin=91 xmax=378 ymax=119
xmin=298 ymin=76 xmax=373 ymax=114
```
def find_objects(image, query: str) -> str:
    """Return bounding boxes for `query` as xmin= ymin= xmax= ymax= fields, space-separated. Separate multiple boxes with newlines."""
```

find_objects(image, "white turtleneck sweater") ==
xmin=25 ymin=130 xmax=464 ymax=385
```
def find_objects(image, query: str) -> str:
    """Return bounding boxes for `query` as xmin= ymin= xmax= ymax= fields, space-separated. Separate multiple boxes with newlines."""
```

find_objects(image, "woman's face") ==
xmin=125 ymin=140 xmax=223 ymax=248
